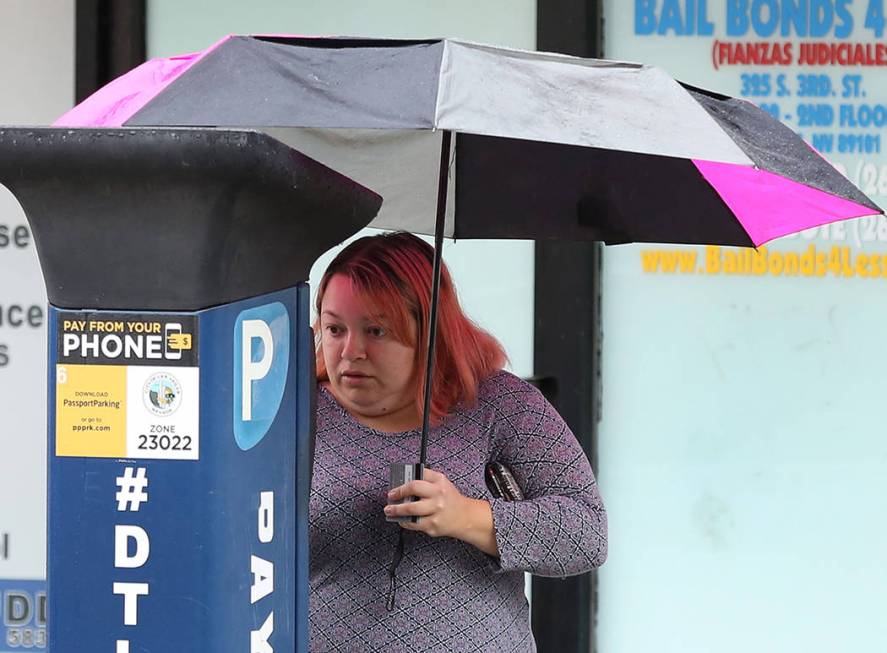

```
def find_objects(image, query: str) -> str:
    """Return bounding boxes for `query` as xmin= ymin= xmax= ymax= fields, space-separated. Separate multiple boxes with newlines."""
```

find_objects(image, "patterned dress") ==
xmin=309 ymin=370 xmax=607 ymax=652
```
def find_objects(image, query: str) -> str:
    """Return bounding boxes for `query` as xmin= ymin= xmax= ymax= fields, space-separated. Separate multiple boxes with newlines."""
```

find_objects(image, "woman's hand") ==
xmin=384 ymin=468 xmax=500 ymax=557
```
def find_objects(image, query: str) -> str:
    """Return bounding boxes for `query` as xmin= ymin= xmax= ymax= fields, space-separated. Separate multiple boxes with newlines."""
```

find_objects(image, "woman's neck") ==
xmin=355 ymin=410 xmax=422 ymax=433
xmin=322 ymin=382 xmax=422 ymax=433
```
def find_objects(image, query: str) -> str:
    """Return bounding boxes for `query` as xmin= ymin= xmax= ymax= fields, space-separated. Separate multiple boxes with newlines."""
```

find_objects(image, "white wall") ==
xmin=147 ymin=0 xmax=535 ymax=59
xmin=0 ymin=0 xmax=75 ymax=582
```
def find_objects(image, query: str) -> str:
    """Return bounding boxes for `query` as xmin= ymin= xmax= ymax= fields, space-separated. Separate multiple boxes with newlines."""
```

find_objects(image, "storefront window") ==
xmin=599 ymin=2 xmax=887 ymax=650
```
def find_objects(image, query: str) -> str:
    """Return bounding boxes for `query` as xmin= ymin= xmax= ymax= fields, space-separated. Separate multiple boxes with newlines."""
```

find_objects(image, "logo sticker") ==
xmin=233 ymin=302 xmax=290 ymax=451
xmin=142 ymin=372 xmax=182 ymax=417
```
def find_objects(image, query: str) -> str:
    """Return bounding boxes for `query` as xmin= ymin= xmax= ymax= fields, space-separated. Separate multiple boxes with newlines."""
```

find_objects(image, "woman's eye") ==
xmin=325 ymin=324 xmax=343 ymax=336
xmin=367 ymin=326 xmax=386 ymax=337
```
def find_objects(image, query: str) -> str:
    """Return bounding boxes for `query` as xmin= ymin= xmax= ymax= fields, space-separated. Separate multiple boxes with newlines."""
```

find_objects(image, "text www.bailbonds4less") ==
xmin=640 ymin=244 xmax=887 ymax=279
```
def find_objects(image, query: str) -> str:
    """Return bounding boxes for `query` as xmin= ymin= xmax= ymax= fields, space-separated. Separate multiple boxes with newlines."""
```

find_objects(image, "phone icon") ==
xmin=164 ymin=322 xmax=190 ymax=360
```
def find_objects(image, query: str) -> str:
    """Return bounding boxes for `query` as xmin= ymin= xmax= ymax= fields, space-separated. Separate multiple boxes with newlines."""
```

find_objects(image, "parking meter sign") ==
xmin=233 ymin=302 xmax=290 ymax=451
xmin=54 ymin=312 xmax=199 ymax=460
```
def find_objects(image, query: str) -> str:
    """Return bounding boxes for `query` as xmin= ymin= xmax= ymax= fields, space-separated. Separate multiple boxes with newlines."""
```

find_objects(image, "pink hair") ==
xmin=315 ymin=232 xmax=507 ymax=423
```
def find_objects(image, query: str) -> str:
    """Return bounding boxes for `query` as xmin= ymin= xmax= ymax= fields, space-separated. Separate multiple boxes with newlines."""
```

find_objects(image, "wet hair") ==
xmin=315 ymin=232 xmax=507 ymax=423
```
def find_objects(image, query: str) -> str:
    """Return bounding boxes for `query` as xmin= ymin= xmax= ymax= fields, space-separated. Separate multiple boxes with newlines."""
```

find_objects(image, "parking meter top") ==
xmin=0 ymin=127 xmax=382 ymax=310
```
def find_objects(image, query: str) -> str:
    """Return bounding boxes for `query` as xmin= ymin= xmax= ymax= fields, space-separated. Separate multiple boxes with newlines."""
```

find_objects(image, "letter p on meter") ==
xmin=241 ymin=320 xmax=273 ymax=421
xmin=233 ymin=302 xmax=290 ymax=451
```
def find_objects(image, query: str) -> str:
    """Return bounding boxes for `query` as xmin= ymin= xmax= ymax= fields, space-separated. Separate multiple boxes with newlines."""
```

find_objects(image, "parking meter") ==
xmin=0 ymin=127 xmax=381 ymax=652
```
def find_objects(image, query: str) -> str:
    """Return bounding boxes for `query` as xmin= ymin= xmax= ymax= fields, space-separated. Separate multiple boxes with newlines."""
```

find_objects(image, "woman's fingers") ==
xmin=392 ymin=502 xmax=444 ymax=536
xmin=420 ymin=469 xmax=444 ymax=482
xmin=383 ymin=468 xmax=461 ymax=537
xmin=399 ymin=518 xmax=429 ymax=532
xmin=388 ymin=478 xmax=436 ymax=500
xmin=387 ymin=468 xmax=447 ymax=500
xmin=384 ymin=497 xmax=435 ymax=518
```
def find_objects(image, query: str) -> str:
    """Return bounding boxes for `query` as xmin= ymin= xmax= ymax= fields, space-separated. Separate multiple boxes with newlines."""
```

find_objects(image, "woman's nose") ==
xmin=342 ymin=331 xmax=366 ymax=360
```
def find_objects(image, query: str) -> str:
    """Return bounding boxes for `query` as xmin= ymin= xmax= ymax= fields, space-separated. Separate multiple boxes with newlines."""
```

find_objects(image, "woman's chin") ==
xmin=333 ymin=385 xmax=379 ymax=410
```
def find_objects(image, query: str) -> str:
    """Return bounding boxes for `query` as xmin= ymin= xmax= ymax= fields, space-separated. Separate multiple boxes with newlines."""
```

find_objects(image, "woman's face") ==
xmin=319 ymin=274 xmax=420 ymax=430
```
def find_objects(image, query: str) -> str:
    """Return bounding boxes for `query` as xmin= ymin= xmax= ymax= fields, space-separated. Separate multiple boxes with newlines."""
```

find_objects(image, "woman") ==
xmin=310 ymin=232 xmax=606 ymax=652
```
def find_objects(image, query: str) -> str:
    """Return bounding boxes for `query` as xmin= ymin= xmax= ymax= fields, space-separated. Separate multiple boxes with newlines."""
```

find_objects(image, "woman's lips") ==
xmin=340 ymin=371 xmax=371 ymax=385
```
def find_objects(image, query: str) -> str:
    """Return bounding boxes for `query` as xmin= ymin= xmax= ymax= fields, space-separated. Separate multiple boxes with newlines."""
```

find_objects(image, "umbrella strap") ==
xmin=386 ymin=529 xmax=406 ymax=611
xmin=418 ymin=129 xmax=452 ymax=467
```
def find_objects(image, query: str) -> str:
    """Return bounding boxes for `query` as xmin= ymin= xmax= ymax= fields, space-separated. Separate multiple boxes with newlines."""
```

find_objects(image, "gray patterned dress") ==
xmin=309 ymin=370 xmax=607 ymax=652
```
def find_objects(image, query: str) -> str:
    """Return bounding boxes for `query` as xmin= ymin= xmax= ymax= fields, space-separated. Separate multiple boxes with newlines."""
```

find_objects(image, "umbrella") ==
xmin=55 ymin=34 xmax=883 ymax=467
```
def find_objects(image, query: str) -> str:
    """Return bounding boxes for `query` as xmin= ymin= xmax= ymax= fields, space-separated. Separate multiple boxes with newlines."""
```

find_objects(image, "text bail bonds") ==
xmin=635 ymin=0 xmax=886 ymax=39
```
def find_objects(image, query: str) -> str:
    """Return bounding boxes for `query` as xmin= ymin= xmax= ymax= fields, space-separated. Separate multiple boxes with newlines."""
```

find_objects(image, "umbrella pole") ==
xmin=418 ymin=130 xmax=452 ymax=471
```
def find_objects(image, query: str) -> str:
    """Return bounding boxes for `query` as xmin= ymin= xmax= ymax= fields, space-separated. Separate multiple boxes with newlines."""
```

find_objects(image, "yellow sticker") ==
xmin=167 ymin=333 xmax=193 ymax=351
xmin=56 ymin=364 xmax=127 ymax=457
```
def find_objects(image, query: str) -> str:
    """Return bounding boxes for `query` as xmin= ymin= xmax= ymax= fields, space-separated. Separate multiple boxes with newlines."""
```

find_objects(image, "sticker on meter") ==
xmin=55 ymin=312 xmax=199 ymax=460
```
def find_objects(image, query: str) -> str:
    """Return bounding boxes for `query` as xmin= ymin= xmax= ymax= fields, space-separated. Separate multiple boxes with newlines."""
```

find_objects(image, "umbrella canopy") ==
xmin=54 ymin=34 xmax=884 ymax=467
xmin=56 ymin=35 xmax=882 ymax=248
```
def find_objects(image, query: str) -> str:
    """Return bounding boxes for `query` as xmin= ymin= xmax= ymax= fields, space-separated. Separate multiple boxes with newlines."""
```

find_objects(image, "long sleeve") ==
xmin=486 ymin=374 xmax=607 ymax=577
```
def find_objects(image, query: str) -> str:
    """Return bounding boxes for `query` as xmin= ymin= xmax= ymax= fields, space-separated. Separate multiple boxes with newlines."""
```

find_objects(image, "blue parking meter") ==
xmin=0 ymin=128 xmax=380 ymax=652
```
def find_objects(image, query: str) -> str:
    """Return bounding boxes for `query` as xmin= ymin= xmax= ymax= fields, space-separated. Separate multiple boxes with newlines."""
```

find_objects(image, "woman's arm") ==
xmin=383 ymin=373 xmax=607 ymax=575
xmin=484 ymin=375 xmax=607 ymax=577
